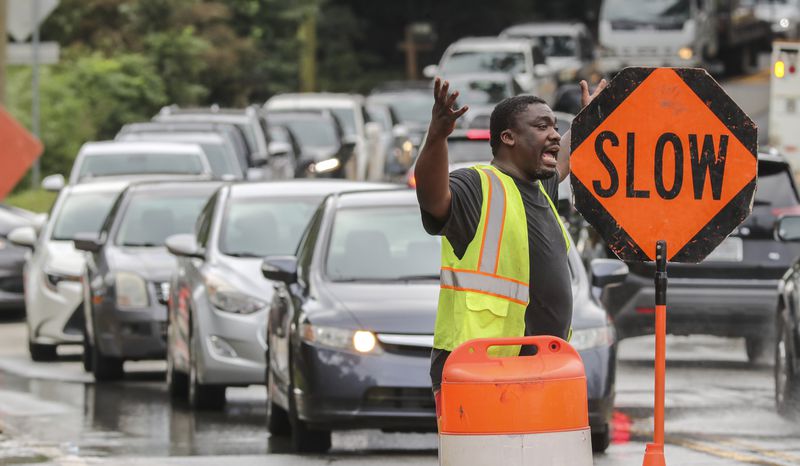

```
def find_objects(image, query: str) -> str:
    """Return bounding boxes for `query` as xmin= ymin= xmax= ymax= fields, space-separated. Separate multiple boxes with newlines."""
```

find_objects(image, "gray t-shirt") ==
xmin=421 ymin=166 xmax=573 ymax=391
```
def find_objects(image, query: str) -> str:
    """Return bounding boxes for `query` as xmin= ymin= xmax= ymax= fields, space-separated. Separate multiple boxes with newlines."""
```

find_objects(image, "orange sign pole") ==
xmin=643 ymin=240 xmax=667 ymax=466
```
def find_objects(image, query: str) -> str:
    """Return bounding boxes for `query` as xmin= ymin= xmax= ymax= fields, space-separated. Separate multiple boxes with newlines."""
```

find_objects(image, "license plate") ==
xmin=704 ymin=237 xmax=743 ymax=262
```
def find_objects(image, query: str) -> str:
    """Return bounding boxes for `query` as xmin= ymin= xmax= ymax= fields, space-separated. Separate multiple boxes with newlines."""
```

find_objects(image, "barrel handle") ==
xmin=446 ymin=336 xmax=576 ymax=365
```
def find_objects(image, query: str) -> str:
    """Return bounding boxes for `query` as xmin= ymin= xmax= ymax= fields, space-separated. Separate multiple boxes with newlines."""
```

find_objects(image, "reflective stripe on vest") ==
xmin=477 ymin=168 xmax=506 ymax=274
xmin=442 ymin=168 xmax=530 ymax=305
xmin=440 ymin=267 xmax=528 ymax=305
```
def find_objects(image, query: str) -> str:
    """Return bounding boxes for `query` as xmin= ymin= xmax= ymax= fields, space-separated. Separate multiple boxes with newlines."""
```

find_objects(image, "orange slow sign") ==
xmin=570 ymin=68 xmax=757 ymax=263
xmin=0 ymin=106 xmax=43 ymax=200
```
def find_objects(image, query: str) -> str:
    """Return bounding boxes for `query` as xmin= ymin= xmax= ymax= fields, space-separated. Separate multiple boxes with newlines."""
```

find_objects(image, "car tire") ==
xmin=167 ymin=348 xmax=188 ymax=400
xmin=82 ymin=329 xmax=93 ymax=372
xmin=92 ymin=340 xmax=124 ymax=382
xmin=287 ymin=343 xmax=331 ymax=453
xmin=746 ymin=336 xmax=770 ymax=365
xmin=591 ymin=426 xmax=611 ymax=453
xmin=775 ymin=321 xmax=800 ymax=417
xmin=188 ymin=330 xmax=225 ymax=410
xmin=266 ymin=353 xmax=291 ymax=436
xmin=28 ymin=341 xmax=57 ymax=362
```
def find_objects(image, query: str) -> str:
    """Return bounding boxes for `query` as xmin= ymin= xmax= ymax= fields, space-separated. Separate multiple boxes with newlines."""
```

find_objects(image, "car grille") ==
xmin=0 ymin=277 xmax=24 ymax=293
xmin=364 ymin=387 xmax=435 ymax=411
xmin=154 ymin=282 xmax=170 ymax=305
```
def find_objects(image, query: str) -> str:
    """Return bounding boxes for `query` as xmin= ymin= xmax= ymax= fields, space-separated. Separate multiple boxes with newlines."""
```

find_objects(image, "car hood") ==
xmin=45 ymin=240 xmax=86 ymax=276
xmin=108 ymin=246 xmax=176 ymax=282
xmin=320 ymin=281 xmax=439 ymax=334
xmin=213 ymin=255 xmax=276 ymax=303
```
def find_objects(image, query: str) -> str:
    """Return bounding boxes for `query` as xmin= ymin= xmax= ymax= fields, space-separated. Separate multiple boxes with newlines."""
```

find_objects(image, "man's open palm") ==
xmin=430 ymin=78 xmax=469 ymax=139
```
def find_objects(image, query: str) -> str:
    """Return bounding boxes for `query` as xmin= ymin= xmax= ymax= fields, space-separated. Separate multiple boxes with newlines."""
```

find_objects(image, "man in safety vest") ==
xmin=415 ymin=77 xmax=607 ymax=419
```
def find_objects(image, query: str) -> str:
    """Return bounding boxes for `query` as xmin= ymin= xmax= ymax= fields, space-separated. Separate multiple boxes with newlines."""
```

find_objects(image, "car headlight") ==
xmin=678 ymin=47 xmax=693 ymax=60
xmin=310 ymin=158 xmax=340 ymax=174
xmin=205 ymin=274 xmax=266 ymax=314
xmin=115 ymin=271 xmax=149 ymax=309
xmin=300 ymin=323 xmax=382 ymax=354
xmin=570 ymin=324 xmax=615 ymax=351
xmin=43 ymin=269 xmax=82 ymax=292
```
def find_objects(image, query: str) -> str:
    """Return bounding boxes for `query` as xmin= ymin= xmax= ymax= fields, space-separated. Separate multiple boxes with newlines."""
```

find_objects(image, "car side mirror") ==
xmin=165 ymin=234 xmax=204 ymax=259
xmin=42 ymin=174 xmax=65 ymax=192
xmin=262 ymin=256 xmax=298 ymax=284
xmin=8 ymin=226 xmax=37 ymax=249
xmin=73 ymin=232 xmax=104 ymax=253
xmin=422 ymin=64 xmax=439 ymax=79
xmin=776 ymin=215 xmax=800 ymax=242
xmin=590 ymin=258 xmax=629 ymax=288
xmin=392 ymin=124 xmax=410 ymax=139
xmin=268 ymin=141 xmax=291 ymax=158
xmin=534 ymin=64 xmax=552 ymax=78
xmin=32 ymin=214 xmax=48 ymax=233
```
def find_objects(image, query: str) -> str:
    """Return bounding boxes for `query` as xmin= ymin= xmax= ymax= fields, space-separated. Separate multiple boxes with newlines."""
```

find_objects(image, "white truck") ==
xmin=598 ymin=0 xmax=772 ymax=75
xmin=769 ymin=41 xmax=800 ymax=171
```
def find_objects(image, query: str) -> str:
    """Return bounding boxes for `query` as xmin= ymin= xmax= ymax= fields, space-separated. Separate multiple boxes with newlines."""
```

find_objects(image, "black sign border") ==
xmin=570 ymin=67 xmax=758 ymax=263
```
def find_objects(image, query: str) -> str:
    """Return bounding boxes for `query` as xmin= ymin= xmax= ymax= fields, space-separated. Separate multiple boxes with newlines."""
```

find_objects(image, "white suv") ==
xmin=424 ymin=37 xmax=558 ymax=104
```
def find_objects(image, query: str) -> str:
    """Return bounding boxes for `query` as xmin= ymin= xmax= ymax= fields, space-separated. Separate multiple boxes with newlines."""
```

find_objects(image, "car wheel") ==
xmin=287 ymin=345 xmax=331 ymax=453
xmin=266 ymin=352 xmax=291 ymax=436
xmin=82 ymin=326 xmax=93 ymax=372
xmin=188 ymin=330 xmax=225 ymax=410
xmin=591 ymin=426 xmax=611 ymax=453
xmin=746 ymin=336 xmax=770 ymax=365
xmin=28 ymin=341 xmax=57 ymax=362
xmin=775 ymin=323 xmax=800 ymax=417
xmin=167 ymin=347 xmax=188 ymax=400
xmin=92 ymin=339 xmax=124 ymax=382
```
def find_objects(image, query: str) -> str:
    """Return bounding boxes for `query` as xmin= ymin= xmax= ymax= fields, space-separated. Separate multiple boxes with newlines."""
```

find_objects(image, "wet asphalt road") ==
xmin=1 ymin=318 xmax=799 ymax=466
xmin=2 ymin=67 xmax=798 ymax=465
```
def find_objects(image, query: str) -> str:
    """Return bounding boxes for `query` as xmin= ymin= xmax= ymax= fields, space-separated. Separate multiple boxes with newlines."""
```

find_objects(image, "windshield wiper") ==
xmin=396 ymin=274 xmax=440 ymax=281
xmin=122 ymin=242 xmax=160 ymax=247
xmin=224 ymin=252 xmax=260 ymax=258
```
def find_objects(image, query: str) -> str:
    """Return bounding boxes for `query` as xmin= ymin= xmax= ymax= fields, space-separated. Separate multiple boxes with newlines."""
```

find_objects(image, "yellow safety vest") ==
xmin=434 ymin=165 xmax=570 ymax=357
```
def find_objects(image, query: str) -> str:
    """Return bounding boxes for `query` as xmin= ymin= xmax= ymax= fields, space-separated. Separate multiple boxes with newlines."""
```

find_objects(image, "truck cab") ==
xmin=769 ymin=41 xmax=800 ymax=173
xmin=598 ymin=0 xmax=718 ymax=73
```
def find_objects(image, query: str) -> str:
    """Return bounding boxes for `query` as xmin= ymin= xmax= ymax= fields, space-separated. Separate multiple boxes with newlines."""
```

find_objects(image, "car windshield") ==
xmin=444 ymin=51 xmax=526 ymax=75
xmin=115 ymin=194 xmax=210 ymax=247
xmin=277 ymin=119 xmax=338 ymax=148
xmin=329 ymin=108 xmax=357 ymax=136
xmin=326 ymin=206 xmax=441 ymax=281
xmin=448 ymin=139 xmax=492 ymax=163
xmin=535 ymin=35 xmax=578 ymax=58
xmin=198 ymin=142 xmax=240 ymax=177
xmin=379 ymin=94 xmax=432 ymax=124
xmin=77 ymin=153 xmax=205 ymax=180
xmin=50 ymin=192 xmax=118 ymax=241
xmin=602 ymin=0 xmax=690 ymax=25
xmin=219 ymin=197 xmax=322 ymax=257
xmin=447 ymin=77 xmax=512 ymax=105
xmin=755 ymin=161 xmax=799 ymax=207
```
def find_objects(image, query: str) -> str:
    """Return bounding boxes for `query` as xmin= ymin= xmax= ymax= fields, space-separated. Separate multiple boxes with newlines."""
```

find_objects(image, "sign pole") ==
xmin=643 ymin=239 xmax=667 ymax=466
xmin=30 ymin=0 xmax=41 ymax=188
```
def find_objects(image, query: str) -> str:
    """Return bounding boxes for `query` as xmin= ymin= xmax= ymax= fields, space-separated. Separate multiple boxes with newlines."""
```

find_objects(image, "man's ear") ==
xmin=500 ymin=129 xmax=515 ymax=147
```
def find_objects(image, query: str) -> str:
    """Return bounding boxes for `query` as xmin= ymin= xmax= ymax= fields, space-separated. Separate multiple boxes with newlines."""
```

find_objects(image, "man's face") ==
xmin=506 ymin=103 xmax=561 ymax=180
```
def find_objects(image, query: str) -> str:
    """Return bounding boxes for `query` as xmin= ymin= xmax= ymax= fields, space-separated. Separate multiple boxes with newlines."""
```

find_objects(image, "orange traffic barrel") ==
xmin=439 ymin=336 xmax=593 ymax=466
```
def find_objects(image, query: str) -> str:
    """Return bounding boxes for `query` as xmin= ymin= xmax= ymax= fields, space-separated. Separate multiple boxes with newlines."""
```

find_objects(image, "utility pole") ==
xmin=297 ymin=5 xmax=317 ymax=92
xmin=0 ymin=0 xmax=7 ymax=105
xmin=31 ymin=0 xmax=41 ymax=187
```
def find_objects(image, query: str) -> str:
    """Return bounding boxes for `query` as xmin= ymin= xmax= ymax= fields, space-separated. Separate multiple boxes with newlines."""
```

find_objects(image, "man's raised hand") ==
xmin=429 ymin=78 xmax=469 ymax=139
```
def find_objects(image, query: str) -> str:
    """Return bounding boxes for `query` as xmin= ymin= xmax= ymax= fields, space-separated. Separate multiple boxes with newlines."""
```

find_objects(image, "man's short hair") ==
xmin=490 ymin=95 xmax=547 ymax=155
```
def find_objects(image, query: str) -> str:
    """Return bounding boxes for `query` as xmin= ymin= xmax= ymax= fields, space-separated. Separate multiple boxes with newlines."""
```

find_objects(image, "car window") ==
xmin=756 ymin=161 xmax=800 ymax=207
xmin=444 ymin=51 xmax=527 ymax=75
xmin=115 ymin=193 xmax=211 ymax=247
xmin=197 ymin=142 xmax=240 ymax=177
xmin=195 ymin=192 xmax=219 ymax=249
xmin=325 ymin=206 xmax=441 ymax=281
xmin=50 ymin=192 xmax=118 ymax=241
xmin=536 ymin=35 xmax=579 ymax=58
xmin=275 ymin=118 xmax=339 ymax=148
xmin=329 ymin=108 xmax=358 ymax=136
xmin=218 ymin=197 xmax=322 ymax=257
xmin=447 ymin=139 xmax=492 ymax=163
xmin=378 ymin=94 xmax=433 ymax=125
xmin=76 ymin=153 xmax=206 ymax=180
xmin=296 ymin=202 xmax=326 ymax=284
xmin=448 ymin=77 xmax=513 ymax=105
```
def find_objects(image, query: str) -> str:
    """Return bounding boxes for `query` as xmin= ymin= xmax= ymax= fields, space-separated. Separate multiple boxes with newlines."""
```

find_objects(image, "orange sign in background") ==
xmin=570 ymin=68 xmax=758 ymax=263
xmin=0 ymin=106 xmax=43 ymax=200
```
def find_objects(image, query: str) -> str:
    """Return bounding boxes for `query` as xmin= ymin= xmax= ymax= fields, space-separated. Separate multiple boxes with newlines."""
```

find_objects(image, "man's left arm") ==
xmin=556 ymin=79 xmax=608 ymax=183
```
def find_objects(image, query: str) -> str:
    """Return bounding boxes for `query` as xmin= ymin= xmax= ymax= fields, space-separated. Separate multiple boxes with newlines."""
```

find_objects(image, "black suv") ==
xmin=601 ymin=151 xmax=800 ymax=363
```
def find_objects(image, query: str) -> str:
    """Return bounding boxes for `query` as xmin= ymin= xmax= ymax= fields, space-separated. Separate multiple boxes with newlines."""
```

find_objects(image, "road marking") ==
xmin=719 ymin=438 xmax=800 ymax=464
xmin=672 ymin=438 xmax=783 ymax=465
